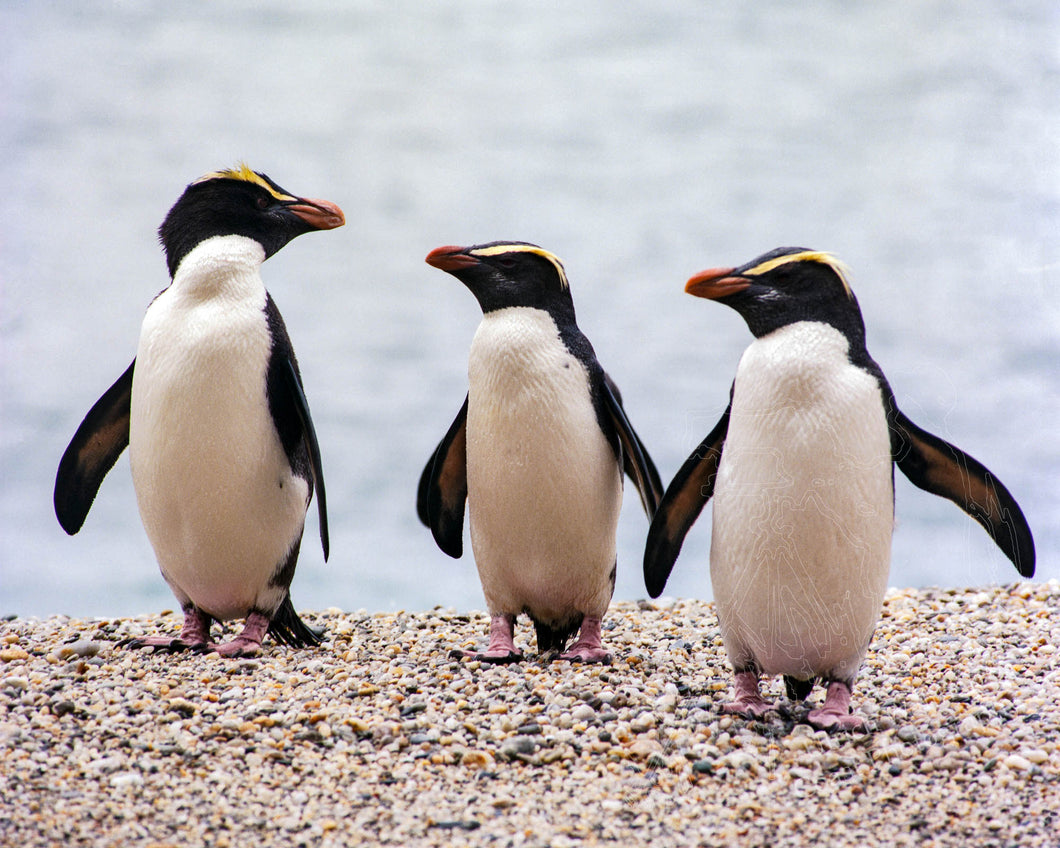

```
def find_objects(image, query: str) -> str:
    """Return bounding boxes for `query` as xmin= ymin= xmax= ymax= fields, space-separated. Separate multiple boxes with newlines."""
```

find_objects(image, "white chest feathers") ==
xmin=711 ymin=321 xmax=894 ymax=680
xmin=128 ymin=235 xmax=308 ymax=620
xmin=465 ymin=307 xmax=622 ymax=621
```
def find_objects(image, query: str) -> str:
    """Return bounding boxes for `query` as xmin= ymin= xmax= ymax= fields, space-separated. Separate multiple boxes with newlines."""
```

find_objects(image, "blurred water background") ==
xmin=1 ymin=1 xmax=1056 ymax=620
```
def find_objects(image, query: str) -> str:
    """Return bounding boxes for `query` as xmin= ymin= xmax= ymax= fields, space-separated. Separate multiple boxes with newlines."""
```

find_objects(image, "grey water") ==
xmin=1 ymin=1 xmax=1056 ymax=620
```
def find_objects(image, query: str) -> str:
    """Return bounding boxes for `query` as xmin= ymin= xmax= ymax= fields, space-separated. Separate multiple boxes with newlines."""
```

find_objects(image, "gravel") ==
xmin=1 ymin=582 xmax=1057 ymax=847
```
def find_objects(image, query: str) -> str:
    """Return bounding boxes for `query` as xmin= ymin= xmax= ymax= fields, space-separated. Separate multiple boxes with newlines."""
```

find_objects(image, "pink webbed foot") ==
xmin=450 ymin=614 xmax=524 ymax=664
xmin=558 ymin=616 xmax=612 ymax=664
xmin=206 ymin=611 xmax=271 ymax=658
xmin=125 ymin=604 xmax=211 ymax=652
xmin=807 ymin=680 xmax=865 ymax=731
xmin=721 ymin=670 xmax=775 ymax=718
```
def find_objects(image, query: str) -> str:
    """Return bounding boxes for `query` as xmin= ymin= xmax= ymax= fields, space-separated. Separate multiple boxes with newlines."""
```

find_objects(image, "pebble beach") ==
xmin=1 ymin=582 xmax=1057 ymax=847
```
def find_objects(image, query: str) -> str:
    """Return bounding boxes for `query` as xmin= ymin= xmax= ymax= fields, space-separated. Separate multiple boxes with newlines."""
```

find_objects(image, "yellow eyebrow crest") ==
xmin=745 ymin=250 xmax=853 ymax=297
xmin=193 ymin=163 xmax=297 ymax=202
xmin=469 ymin=244 xmax=570 ymax=289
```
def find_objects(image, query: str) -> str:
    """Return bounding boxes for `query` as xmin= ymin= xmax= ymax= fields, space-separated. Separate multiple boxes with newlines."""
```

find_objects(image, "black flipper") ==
xmin=416 ymin=430 xmax=444 ymax=527
xmin=267 ymin=593 xmax=324 ymax=647
xmin=54 ymin=360 xmax=135 ymax=535
xmin=417 ymin=395 xmax=469 ymax=558
xmin=888 ymin=404 xmax=1035 ymax=577
xmin=643 ymin=399 xmax=732 ymax=598
xmin=281 ymin=357 xmax=329 ymax=561
xmin=601 ymin=374 xmax=663 ymax=518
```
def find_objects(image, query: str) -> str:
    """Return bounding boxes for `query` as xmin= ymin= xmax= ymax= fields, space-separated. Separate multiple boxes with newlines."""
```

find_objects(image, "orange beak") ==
xmin=685 ymin=267 xmax=751 ymax=299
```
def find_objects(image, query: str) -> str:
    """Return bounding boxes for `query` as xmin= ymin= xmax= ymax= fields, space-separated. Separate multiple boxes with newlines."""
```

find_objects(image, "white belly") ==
xmin=466 ymin=308 xmax=622 ymax=623
xmin=710 ymin=322 xmax=894 ymax=681
xmin=128 ymin=237 xmax=307 ymax=620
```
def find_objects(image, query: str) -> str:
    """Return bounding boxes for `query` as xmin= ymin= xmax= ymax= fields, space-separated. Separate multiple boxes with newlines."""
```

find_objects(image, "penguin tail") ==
xmin=784 ymin=675 xmax=816 ymax=701
xmin=268 ymin=595 xmax=325 ymax=648
xmin=532 ymin=615 xmax=582 ymax=654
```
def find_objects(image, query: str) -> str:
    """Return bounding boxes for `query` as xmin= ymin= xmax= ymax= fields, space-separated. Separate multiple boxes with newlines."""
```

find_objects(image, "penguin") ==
xmin=54 ymin=165 xmax=344 ymax=657
xmin=643 ymin=248 xmax=1035 ymax=729
xmin=417 ymin=241 xmax=663 ymax=663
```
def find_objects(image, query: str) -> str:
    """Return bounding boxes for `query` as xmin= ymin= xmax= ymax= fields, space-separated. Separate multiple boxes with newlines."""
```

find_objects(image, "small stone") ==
xmin=52 ymin=699 xmax=76 ymax=717
xmin=571 ymin=704 xmax=595 ymax=722
xmin=654 ymin=693 xmax=678 ymax=713
xmin=500 ymin=736 xmax=537 ymax=759
xmin=87 ymin=756 xmax=124 ymax=775
xmin=58 ymin=641 xmax=102 ymax=659
xmin=167 ymin=698 xmax=197 ymax=717
xmin=725 ymin=751 xmax=755 ymax=770
xmin=110 ymin=772 xmax=144 ymax=789
xmin=1002 ymin=754 xmax=1033 ymax=771
xmin=460 ymin=750 xmax=494 ymax=769
xmin=629 ymin=738 xmax=664 ymax=760
xmin=896 ymin=725 xmax=920 ymax=744
xmin=0 ymin=648 xmax=29 ymax=662
xmin=630 ymin=712 xmax=656 ymax=733
xmin=429 ymin=820 xmax=481 ymax=832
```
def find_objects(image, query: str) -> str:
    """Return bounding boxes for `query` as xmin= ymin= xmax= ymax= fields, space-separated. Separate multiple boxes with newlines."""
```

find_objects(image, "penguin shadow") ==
xmin=537 ymin=648 xmax=612 ymax=667
xmin=445 ymin=647 xmax=613 ymax=667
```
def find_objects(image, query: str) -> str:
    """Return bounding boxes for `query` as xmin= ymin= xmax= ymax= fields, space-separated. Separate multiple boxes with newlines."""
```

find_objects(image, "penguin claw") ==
xmin=557 ymin=616 xmax=610 ymax=663
xmin=449 ymin=648 xmax=523 ymax=664
xmin=123 ymin=636 xmax=203 ymax=653
xmin=557 ymin=645 xmax=612 ymax=664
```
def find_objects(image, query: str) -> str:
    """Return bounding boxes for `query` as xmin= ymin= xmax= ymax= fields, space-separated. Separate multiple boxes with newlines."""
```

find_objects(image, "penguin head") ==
xmin=425 ymin=241 xmax=576 ymax=318
xmin=158 ymin=164 xmax=345 ymax=277
xmin=685 ymin=247 xmax=865 ymax=340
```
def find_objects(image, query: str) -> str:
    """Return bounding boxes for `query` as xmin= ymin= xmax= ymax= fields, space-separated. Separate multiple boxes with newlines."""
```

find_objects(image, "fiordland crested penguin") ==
xmin=644 ymin=248 xmax=1035 ymax=729
xmin=417 ymin=241 xmax=663 ymax=663
xmin=54 ymin=165 xmax=344 ymax=657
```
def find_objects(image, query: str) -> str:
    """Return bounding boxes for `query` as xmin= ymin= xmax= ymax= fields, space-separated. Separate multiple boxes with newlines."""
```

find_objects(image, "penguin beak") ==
xmin=426 ymin=245 xmax=480 ymax=271
xmin=286 ymin=198 xmax=346 ymax=231
xmin=685 ymin=267 xmax=751 ymax=299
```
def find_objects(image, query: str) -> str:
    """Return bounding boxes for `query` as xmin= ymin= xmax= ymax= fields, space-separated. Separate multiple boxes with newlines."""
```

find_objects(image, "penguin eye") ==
xmin=496 ymin=257 xmax=517 ymax=270
xmin=255 ymin=195 xmax=270 ymax=211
